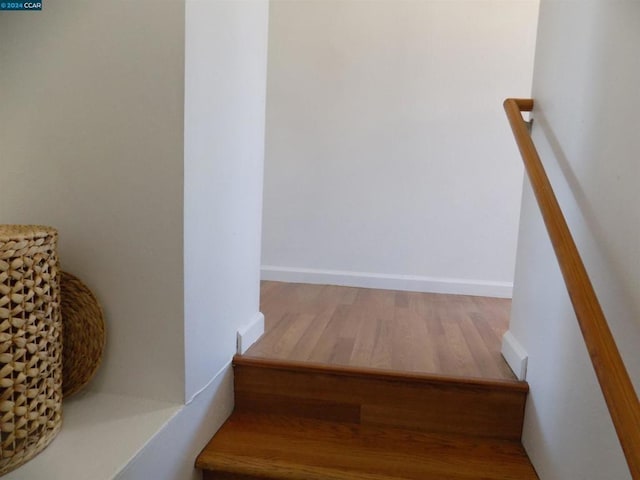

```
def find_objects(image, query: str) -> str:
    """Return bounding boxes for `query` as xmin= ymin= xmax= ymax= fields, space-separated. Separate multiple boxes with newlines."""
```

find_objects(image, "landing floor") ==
xmin=245 ymin=281 xmax=517 ymax=382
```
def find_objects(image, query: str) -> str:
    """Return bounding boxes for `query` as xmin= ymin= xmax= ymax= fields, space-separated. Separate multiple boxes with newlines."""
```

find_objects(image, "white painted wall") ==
xmin=506 ymin=1 xmax=640 ymax=478
xmin=184 ymin=0 xmax=269 ymax=401
xmin=0 ymin=0 xmax=185 ymax=404
xmin=1 ymin=0 xmax=269 ymax=477
xmin=262 ymin=0 xmax=539 ymax=296
xmin=127 ymin=2 xmax=270 ymax=476
xmin=116 ymin=369 xmax=235 ymax=480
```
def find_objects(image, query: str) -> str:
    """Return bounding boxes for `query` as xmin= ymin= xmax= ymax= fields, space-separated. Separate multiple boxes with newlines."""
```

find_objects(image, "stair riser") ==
xmin=234 ymin=363 xmax=526 ymax=440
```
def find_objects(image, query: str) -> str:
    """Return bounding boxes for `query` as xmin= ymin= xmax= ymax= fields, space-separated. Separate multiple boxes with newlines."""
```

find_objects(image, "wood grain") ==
xmin=233 ymin=356 xmax=528 ymax=440
xmin=250 ymin=281 xmax=516 ymax=381
xmin=197 ymin=412 xmax=538 ymax=480
xmin=505 ymin=98 xmax=640 ymax=479
xmin=198 ymin=282 xmax=536 ymax=479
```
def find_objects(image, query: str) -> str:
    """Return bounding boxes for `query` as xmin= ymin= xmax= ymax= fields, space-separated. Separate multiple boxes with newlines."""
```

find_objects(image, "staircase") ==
xmin=196 ymin=355 xmax=538 ymax=479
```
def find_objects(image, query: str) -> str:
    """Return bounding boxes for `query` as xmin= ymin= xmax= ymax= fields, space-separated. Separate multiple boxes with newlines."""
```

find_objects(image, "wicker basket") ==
xmin=61 ymin=271 xmax=105 ymax=398
xmin=0 ymin=225 xmax=62 ymax=475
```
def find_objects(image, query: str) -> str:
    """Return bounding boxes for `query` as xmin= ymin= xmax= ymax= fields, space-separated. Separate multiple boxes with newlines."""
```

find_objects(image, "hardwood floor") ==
xmin=196 ymin=283 xmax=536 ymax=479
xmin=247 ymin=281 xmax=516 ymax=381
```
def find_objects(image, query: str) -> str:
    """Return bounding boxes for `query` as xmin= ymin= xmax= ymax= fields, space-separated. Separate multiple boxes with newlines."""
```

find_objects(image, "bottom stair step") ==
xmin=196 ymin=412 xmax=538 ymax=480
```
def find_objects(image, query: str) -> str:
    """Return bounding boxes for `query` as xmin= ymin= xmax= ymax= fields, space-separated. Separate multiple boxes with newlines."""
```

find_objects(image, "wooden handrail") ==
xmin=504 ymin=98 xmax=640 ymax=479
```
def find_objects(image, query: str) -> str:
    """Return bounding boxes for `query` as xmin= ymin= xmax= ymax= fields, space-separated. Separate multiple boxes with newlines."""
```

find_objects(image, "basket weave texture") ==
xmin=61 ymin=271 xmax=105 ymax=398
xmin=0 ymin=225 xmax=62 ymax=475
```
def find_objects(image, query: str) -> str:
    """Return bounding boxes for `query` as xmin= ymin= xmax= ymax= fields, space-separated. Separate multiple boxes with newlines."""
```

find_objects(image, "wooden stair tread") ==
xmin=196 ymin=412 xmax=538 ymax=480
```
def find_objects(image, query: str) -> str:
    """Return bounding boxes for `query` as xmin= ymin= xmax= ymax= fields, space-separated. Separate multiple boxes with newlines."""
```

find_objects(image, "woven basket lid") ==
xmin=61 ymin=271 xmax=106 ymax=398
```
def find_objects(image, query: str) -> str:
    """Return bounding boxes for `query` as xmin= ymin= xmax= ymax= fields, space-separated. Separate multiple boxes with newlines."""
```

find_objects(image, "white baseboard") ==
xmin=261 ymin=265 xmax=513 ymax=298
xmin=236 ymin=311 xmax=265 ymax=354
xmin=501 ymin=330 xmax=528 ymax=380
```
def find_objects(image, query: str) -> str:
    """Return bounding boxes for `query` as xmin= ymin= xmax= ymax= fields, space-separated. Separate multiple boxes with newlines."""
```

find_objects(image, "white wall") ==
xmin=261 ymin=0 xmax=539 ymax=296
xmin=124 ymin=1 xmax=270 ymax=476
xmin=507 ymin=1 xmax=640 ymax=478
xmin=116 ymin=369 xmax=234 ymax=480
xmin=184 ymin=0 xmax=269 ymax=401
xmin=1 ymin=0 xmax=269 ymax=477
xmin=0 ymin=0 xmax=185 ymax=404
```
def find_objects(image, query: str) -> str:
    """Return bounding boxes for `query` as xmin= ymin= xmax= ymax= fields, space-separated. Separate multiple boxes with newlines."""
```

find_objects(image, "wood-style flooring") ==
xmin=197 ymin=353 xmax=536 ymax=480
xmin=197 ymin=282 xmax=536 ymax=479
xmin=198 ymin=412 xmax=538 ymax=480
xmin=246 ymin=281 xmax=516 ymax=381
